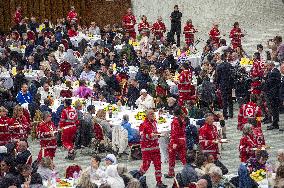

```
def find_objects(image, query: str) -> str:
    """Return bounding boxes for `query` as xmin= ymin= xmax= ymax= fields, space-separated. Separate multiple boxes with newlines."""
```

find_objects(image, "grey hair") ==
xmin=278 ymin=149 xmax=284 ymax=156
xmin=209 ymin=166 xmax=223 ymax=177
xmin=41 ymin=111 xmax=51 ymax=120
xmin=123 ymin=114 xmax=129 ymax=122
xmin=243 ymin=124 xmax=252 ymax=135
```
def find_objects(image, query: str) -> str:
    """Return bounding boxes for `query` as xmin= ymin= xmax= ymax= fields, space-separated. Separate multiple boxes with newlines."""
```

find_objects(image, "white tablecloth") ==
xmin=70 ymin=34 xmax=101 ymax=47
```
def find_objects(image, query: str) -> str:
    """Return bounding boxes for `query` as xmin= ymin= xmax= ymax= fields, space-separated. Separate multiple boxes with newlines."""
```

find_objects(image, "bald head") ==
xmin=17 ymin=141 xmax=28 ymax=152
xmin=196 ymin=179 xmax=208 ymax=188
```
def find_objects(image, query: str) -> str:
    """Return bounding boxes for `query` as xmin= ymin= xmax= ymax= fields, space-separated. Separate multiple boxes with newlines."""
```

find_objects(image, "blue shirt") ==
xmin=16 ymin=91 xmax=33 ymax=104
xmin=121 ymin=121 xmax=140 ymax=142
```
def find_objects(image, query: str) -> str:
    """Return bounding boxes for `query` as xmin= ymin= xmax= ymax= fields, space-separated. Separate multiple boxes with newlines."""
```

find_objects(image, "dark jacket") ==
xmin=263 ymin=67 xmax=281 ymax=100
xmin=127 ymin=85 xmax=140 ymax=108
xmin=135 ymin=71 xmax=152 ymax=90
xmin=170 ymin=11 xmax=182 ymax=30
xmin=185 ymin=123 xmax=199 ymax=150
xmin=280 ymin=76 xmax=284 ymax=102
xmin=216 ymin=61 xmax=234 ymax=91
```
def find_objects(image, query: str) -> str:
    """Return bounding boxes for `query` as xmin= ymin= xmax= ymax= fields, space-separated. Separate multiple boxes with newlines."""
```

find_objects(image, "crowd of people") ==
xmin=0 ymin=3 xmax=284 ymax=188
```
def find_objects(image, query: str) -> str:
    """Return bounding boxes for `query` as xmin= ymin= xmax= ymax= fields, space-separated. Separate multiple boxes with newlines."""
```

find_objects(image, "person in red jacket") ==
xmin=239 ymin=125 xmax=256 ymax=162
xmin=250 ymin=52 xmax=264 ymax=95
xmin=238 ymin=95 xmax=262 ymax=130
xmin=122 ymin=8 xmax=137 ymax=39
xmin=9 ymin=105 xmax=30 ymax=142
xmin=67 ymin=6 xmax=78 ymax=23
xmin=138 ymin=15 xmax=150 ymax=35
xmin=199 ymin=113 xmax=220 ymax=160
xmin=229 ymin=22 xmax=244 ymax=49
xmin=251 ymin=123 xmax=265 ymax=148
xmin=151 ymin=16 xmax=166 ymax=40
xmin=178 ymin=63 xmax=193 ymax=105
xmin=59 ymin=99 xmax=79 ymax=160
xmin=14 ymin=6 xmax=22 ymax=25
xmin=37 ymin=111 xmax=57 ymax=161
xmin=138 ymin=109 xmax=167 ymax=188
xmin=68 ymin=25 xmax=78 ymax=38
xmin=165 ymin=107 xmax=186 ymax=178
xmin=0 ymin=107 xmax=10 ymax=146
xmin=209 ymin=23 xmax=221 ymax=46
xmin=183 ymin=19 xmax=197 ymax=46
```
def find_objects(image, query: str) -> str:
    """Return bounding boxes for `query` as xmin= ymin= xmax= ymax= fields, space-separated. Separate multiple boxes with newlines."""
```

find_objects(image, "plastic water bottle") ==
xmin=73 ymin=171 xmax=79 ymax=185
xmin=266 ymin=162 xmax=273 ymax=188
xmin=50 ymin=171 xmax=57 ymax=188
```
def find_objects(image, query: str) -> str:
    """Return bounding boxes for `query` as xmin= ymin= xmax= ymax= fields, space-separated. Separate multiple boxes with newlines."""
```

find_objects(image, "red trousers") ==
xmin=168 ymin=139 xmax=186 ymax=176
xmin=140 ymin=150 xmax=162 ymax=184
xmin=61 ymin=126 xmax=77 ymax=151
xmin=38 ymin=148 xmax=56 ymax=161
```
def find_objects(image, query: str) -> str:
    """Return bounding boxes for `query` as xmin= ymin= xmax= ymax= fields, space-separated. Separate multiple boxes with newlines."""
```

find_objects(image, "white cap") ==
xmin=140 ymin=89 xmax=147 ymax=94
xmin=0 ymin=146 xmax=7 ymax=154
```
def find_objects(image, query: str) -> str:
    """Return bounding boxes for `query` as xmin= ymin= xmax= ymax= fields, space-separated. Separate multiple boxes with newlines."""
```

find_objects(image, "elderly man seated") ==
xmin=135 ymin=89 xmax=154 ymax=110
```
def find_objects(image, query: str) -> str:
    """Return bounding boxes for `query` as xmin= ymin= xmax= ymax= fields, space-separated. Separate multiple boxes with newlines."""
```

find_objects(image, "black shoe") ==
xmin=262 ymin=117 xmax=272 ymax=124
xmin=164 ymin=174 xmax=174 ymax=178
xmin=156 ymin=183 xmax=168 ymax=188
xmin=279 ymin=128 xmax=284 ymax=131
xmin=267 ymin=125 xmax=279 ymax=130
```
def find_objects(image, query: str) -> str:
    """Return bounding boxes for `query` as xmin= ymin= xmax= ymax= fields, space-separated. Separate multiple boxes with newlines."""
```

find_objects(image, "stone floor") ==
xmin=28 ymin=105 xmax=284 ymax=188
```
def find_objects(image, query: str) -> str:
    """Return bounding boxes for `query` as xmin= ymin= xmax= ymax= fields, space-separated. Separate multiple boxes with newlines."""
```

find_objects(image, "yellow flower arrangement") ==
xmin=135 ymin=111 xmax=146 ymax=121
xmin=250 ymin=169 xmax=266 ymax=182
xmin=104 ymin=104 xmax=118 ymax=112
xmin=157 ymin=116 xmax=166 ymax=124
xmin=240 ymin=58 xmax=253 ymax=66
xmin=72 ymin=99 xmax=86 ymax=107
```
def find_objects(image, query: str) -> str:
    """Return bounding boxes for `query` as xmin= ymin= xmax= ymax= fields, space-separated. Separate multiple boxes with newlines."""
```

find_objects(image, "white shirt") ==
xmin=37 ymin=87 xmax=55 ymax=104
xmin=80 ymin=70 xmax=96 ymax=82
xmin=135 ymin=94 xmax=155 ymax=110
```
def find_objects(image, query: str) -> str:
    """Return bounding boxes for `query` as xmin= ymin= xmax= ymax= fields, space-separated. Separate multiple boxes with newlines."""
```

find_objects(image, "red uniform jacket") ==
xmin=151 ymin=21 xmax=166 ymax=38
xmin=209 ymin=27 xmax=220 ymax=45
xmin=250 ymin=60 xmax=264 ymax=95
xmin=199 ymin=123 xmax=219 ymax=159
xmin=183 ymin=24 xmax=197 ymax=45
xmin=229 ymin=27 xmax=244 ymax=49
xmin=178 ymin=69 xmax=192 ymax=93
xmin=8 ymin=116 xmax=30 ymax=141
xmin=170 ymin=117 xmax=186 ymax=145
xmin=68 ymin=29 xmax=78 ymax=38
xmin=122 ymin=14 xmax=136 ymax=32
xmin=252 ymin=127 xmax=265 ymax=148
xmin=37 ymin=121 xmax=57 ymax=150
xmin=238 ymin=101 xmax=262 ymax=130
xmin=67 ymin=10 xmax=78 ymax=22
xmin=239 ymin=134 xmax=255 ymax=162
xmin=0 ymin=116 xmax=11 ymax=145
xmin=14 ymin=10 xmax=22 ymax=25
xmin=138 ymin=21 xmax=150 ymax=32
xmin=139 ymin=118 xmax=160 ymax=153
xmin=59 ymin=106 xmax=79 ymax=129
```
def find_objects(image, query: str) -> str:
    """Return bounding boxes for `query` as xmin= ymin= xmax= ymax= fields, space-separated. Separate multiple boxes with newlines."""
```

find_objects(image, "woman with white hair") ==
xmin=121 ymin=114 xmax=140 ymax=144
xmin=239 ymin=124 xmax=256 ymax=163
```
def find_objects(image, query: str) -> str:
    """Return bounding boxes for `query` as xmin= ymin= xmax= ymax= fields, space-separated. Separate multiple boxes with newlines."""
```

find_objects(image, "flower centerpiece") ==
xmin=72 ymin=98 xmax=86 ymax=108
xmin=250 ymin=169 xmax=266 ymax=182
xmin=135 ymin=111 xmax=146 ymax=121
xmin=240 ymin=58 xmax=253 ymax=66
xmin=157 ymin=116 xmax=166 ymax=124
xmin=104 ymin=104 xmax=118 ymax=112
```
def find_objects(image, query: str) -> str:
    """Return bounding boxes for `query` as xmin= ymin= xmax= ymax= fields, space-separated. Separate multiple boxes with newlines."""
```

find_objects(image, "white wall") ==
xmin=132 ymin=0 xmax=284 ymax=54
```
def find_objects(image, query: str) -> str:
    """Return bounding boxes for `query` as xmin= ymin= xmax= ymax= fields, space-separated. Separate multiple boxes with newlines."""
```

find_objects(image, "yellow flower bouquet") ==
xmin=240 ymin=58 xmax=253 ymax=66
xmin=250 ymin=169 xmax=266 ymax=182
xmin=104 ymin=104 xmax=118 ymax=112
xmin=157 ymin=116 xmax=166 ymax=124
xmin=72 ymin=98 xmax=86 ymax=107
xmin=135 ymin=111 xmax=146 ymax=121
